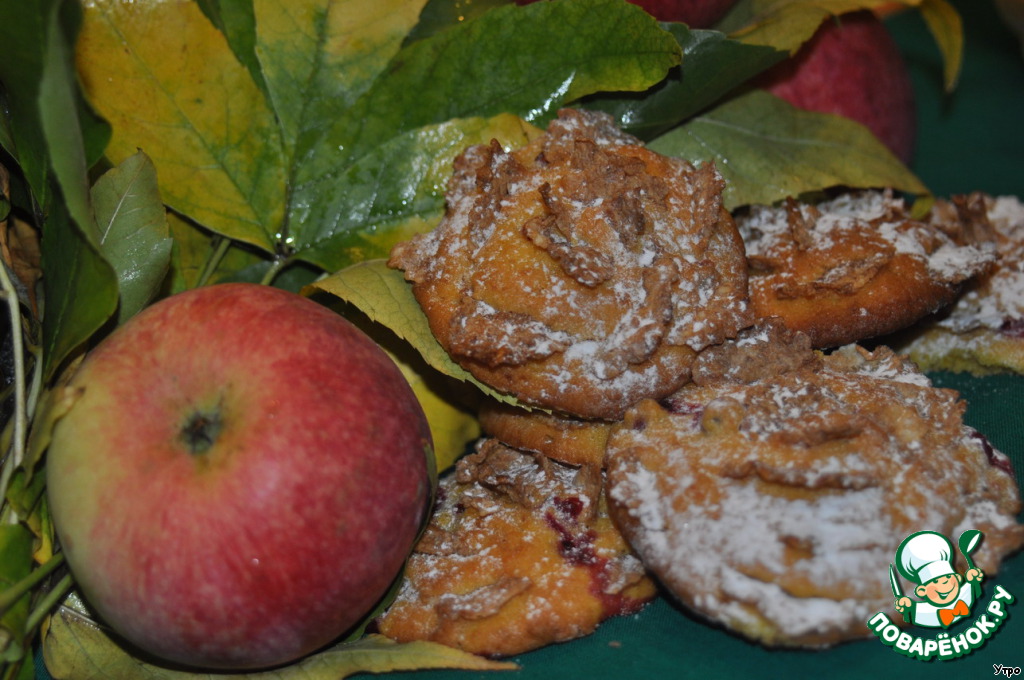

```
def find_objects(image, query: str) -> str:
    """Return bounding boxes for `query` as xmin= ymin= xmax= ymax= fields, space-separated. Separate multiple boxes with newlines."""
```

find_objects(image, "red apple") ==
xmin=515 ymin=0 xmax=737 ymax=28
xmin=628 ymin=0 xmax=737 ymax=27
xmin=757 ymin=10 xmax=917 ymax=163
xmin=46 ymin=283 xmax=433 ymax=670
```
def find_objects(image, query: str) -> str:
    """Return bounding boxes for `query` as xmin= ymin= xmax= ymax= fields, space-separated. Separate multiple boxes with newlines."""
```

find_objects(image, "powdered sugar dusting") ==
xmin=929 ymin=195 xmax=1024 ymax=332
xmin=605 ymin=337 xmax=1024 ymax=647
xmin=738 ymin=190 xmax=994 ymax=285
xmin=389 ymin=108 xmax=751 ymax=418
xmin=892 ymin=194 xmax=1024 ymax=373
xmin=378 ymin=440 xmax=655 ymax=656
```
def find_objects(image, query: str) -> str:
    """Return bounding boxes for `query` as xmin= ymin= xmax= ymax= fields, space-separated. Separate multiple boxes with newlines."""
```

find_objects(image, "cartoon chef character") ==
xmin=893 ymin=530 xmax=983 ymax=628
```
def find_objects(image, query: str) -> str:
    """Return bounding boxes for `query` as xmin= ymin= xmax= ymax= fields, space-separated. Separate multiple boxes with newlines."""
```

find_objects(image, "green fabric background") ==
xmin=36 ymin=0 xmax=1024 ymax=677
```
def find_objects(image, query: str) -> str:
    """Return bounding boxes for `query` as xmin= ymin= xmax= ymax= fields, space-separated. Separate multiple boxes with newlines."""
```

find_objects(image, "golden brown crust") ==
xmin=893 ymin=193 xmax=1024 ymax=375
xmin=476 ymin=321 xmax=811 ymax=468
xmin=689 ymin=317 xmax=820 ymax=386
xmin=376 ymin=439 xmax=656 ymax=657
xmin=605 ymin=338 xmax=1024 ymax=648
xmin=738 ymin=191 xmax=996 ymax=348
xmin=478 ymin=401 xmax=612 ymax=468
xmin=389 ymin=109 xmax=751 ymax=420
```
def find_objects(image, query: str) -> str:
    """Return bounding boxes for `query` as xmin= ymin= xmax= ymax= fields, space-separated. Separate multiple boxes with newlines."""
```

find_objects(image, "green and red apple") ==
xmin=46 ymin=283 xmax=433 ymax=670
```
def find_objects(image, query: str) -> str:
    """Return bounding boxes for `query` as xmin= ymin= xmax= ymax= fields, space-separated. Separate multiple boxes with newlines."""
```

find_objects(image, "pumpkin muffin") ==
xmin=892 ymin=192 xmax=1024 ymax=374
xmin=737 ymin=190 xmax=995 ymax=348
xmin=605 ymin=325 xmax=1024 ymax=647
xmin=377 ymin=439 xmax=655 ymax=657
xmin=389 ymin=108 xmax=751 ymax=419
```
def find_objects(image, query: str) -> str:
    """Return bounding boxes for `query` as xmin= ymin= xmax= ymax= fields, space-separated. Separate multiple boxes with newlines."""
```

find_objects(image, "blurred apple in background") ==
xmin=756 ymin=10 xmax=918 ymax=163
xmin=516 ymin=0 xmax=737 ymax=28
xmin=46 ymin=283 xmax=433 ymax=670
xmin=612 ymin=2 xmax=917 ymax=162
xmin=995 ymin=0 xmax=1024 ymax=58
xmin=628 ymin=0 xmax=737 ymax=27
xmin=520 ymin=2 xmax=916 ymax=162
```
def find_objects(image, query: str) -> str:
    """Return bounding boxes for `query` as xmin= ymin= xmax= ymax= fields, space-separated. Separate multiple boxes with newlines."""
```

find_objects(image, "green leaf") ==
xmin=42 ymin=593 xmax=517 ymax=680
xmin=73 ymin=0 xmax=682 ymax=276
xmin=584 ymin=24 xmax=786 ymax=140
xmin=648 ymin=89 xmax=929 ymax=209
xmin=0 ymin=0 xmax=55 ymax=210
xmin=0 ymin=95 xmax=15 ymax=155
xmin=0 ymin=0 xmax=110 ymax=213
xmin=39 ymin=0 xmax=96 ymax=242
xmin=0 ymin=164 xmax=9 ymax=222
xmin=34 ymin=1 xmax=119 ymax=381
xmin=403 ymin=0 xmax=513 ymax=45
xmin=12 ymin=653 xmax=37 ymax=680
xmin=304 ymin=0 xmax=680 ymax=165
xmin=254 ymin=0 xmax=428 ymax=149
xmin=287 ymin=0 xmax=680 ymax=267
xmin=307 ymin=260 xmax=529 ymax=409
xmin=0 ymin=523 xmax=34 ymax=663
xmin=294 ymin=114 xmax=542 ymax=271
xmin=76 ymin=0 xmax=287 ymax=253
xmin=23 ymin=384 xmax=80 ymax=478
xmin=919 ymin=0 xmax=962 ymax=91
xmin=194 ymin=0 xmax=269 ymax=97
xmin=0 ymin=157 xmax=34 ymax=238
xmin=4 ymin=467 xmax=47 ymax=533
xmin=91 ymin=152 xmax=173 ymax=324
xmin=39 ymin=198 xmax=118 ymax=383
xmin=56 ymin=2 xmax=111 ymax=172
xmin=4 ymin=466 xmax=54 ymax=564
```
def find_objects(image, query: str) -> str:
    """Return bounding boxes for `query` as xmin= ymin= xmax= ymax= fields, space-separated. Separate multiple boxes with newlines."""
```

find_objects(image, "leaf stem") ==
xmin=24 ymin=340 xmax=42 ymax=426
xmin=259 ymin=256 xmax=290 ymax=286
xmin=196 ymin=235 xmax=232 ymax=289
xmin=0 ymin=262 xmax=27 ymax=475
xmin=23 ymin=572 xmax=73 ymax=637
xmin=0 ymin=553 xmax=65 ymax=616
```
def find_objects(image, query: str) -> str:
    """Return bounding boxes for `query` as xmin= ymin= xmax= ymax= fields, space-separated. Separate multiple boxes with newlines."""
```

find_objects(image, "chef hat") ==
xmin=896 ymin=531 xmax=956 ymax=585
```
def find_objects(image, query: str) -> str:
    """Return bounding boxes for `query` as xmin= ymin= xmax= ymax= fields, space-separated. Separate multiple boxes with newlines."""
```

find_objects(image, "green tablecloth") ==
xmin=36 ymin=1 xmax=1024 ymax=678
xmin=405 ymin=2 xmax=1024 ymax=679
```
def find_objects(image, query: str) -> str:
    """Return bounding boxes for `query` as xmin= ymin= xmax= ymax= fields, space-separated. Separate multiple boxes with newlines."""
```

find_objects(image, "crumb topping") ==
xmin=925 ymin=194 xmax=1024 ymax=333
xmin=739 ymin=190 xmax=995 ymax=297
xmin=377 ymin=439 xmax=655 ymax=657
xmin=606 ymin=335 xmax=1024 ymax=648
xmin=389 ymin=108 xmax=751 ymax=418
